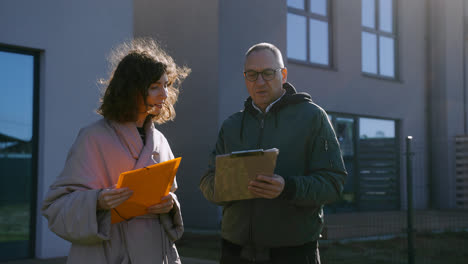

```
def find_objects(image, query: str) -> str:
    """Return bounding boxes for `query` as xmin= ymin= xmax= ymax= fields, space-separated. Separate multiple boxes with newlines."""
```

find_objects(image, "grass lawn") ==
xmin=2 ymin=203 xmax=467 ymax=263
xmin=176 ymin=231 xmax=468 ymax=264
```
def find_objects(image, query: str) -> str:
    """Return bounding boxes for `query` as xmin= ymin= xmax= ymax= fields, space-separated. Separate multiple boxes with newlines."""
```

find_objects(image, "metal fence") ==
xmin=321 ymin=136 xmax=468 ymax=264
xmin=455 ymin=136 xmax=468 ymax=209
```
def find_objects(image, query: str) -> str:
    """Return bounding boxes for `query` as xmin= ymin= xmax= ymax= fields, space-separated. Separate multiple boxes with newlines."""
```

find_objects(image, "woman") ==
xmin=41 ymin=38 xmax=190 ymax=264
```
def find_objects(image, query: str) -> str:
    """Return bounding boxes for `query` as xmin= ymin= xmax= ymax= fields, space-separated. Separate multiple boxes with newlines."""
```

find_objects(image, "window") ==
xmin=326 ymin=113 xmax=399 ymax=213
xmin=287 ymin=0 xmax=332 ymax=67
xmin=0 ymin=45 xmax=39 ymax=260
xmin=361 ymin=0 xmax=397 ymax=78
xmin=359 ymin=117 xmax=395 ymax=139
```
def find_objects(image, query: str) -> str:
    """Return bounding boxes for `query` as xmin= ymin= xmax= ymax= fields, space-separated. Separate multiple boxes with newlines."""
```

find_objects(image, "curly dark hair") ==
xmin=97 ymin=38 xmax=191 ymax=124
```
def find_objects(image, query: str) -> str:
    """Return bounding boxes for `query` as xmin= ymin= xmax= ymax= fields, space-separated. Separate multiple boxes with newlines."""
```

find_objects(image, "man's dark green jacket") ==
xmin=200 ymin=82 xmax=347 ymax=247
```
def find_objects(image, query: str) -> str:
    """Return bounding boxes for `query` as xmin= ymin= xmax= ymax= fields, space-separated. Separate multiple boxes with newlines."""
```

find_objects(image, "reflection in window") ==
xmin=361 ymin=0 xmax=397 ymax=78
xmin=359 ymin=117 xmax=395 ymax=138
xmin=327 ymin=113 xmax=398 ymax=213
xmin=379 ymin=36 xmax=395 ymax=77
xmin=0 ymin=52 xmax=34 ymax=142
xmin=287 ymin=0 xmax=304 ymax=10
xmin=287 ymin=0 xmax=332 ymax=66
xmin=310 ymin=0 xmax=327 ymax=16
xmin=287 ymin=13 xmax=307 ymax=61
xmin=379 ymin=0 xmax=393 ymax=32
xmin=336 ymin=117 xmax=354 ymax=156
xmin=309 ymin=19 xmax=329 ymax=65
xmin=0 ymin=50 xmax=35 ymax=252
xmin=327 ymin=115 xmax=357 ymax=212
xmin=362 ymin=32 xmax=377 ymax=74
xmin=362 ymin=0 xmax=375 ymax=28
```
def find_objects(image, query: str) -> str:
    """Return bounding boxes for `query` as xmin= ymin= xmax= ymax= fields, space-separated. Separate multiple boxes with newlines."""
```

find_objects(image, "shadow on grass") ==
xmin=176 ymin=231 xmax=468 ymax=264
xmin=176 ymin=232 xmax=221 ymax=261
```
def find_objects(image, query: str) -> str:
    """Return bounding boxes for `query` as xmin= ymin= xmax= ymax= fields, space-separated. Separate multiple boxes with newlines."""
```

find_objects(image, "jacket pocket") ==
xmin=316 ymin=136 xmax=344 ymax=170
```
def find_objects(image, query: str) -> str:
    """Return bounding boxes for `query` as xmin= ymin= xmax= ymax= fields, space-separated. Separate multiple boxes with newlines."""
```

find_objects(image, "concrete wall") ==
xmin=428 ymin=0 xmax=466 ymax=208
xmin=218 ymin=0 xmax=287 ymax=124
xmin=0 ymin=0 xmax=133 ymax=258
xmin=134 ymin=0 xmax=220 ymax=229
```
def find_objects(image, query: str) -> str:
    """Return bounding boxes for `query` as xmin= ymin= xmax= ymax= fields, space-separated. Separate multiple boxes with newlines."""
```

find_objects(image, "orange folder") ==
xmin=111 ymin=157 xmax=181 ymax=224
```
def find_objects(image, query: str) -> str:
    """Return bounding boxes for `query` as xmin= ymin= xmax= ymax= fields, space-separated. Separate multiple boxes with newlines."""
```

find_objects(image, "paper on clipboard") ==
xmin=111 ymin=157 xmax=181 ymax=224
xmin=214 ymin=148 xmax=279 ymax=202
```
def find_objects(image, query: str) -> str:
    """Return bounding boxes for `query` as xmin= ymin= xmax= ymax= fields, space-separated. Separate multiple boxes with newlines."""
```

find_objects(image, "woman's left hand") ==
xmin=147 ymin=192 xmax=175 ymax=214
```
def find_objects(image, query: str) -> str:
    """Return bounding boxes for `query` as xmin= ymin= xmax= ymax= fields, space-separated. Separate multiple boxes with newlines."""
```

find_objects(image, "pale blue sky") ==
xmin=0 ymin=51 xmax=34 ymax=141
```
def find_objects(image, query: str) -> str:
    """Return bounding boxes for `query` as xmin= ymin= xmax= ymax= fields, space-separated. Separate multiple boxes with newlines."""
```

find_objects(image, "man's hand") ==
xmin=97 ymin=187 xmax=133 ymax=210
xmin=248 ymin=174 xmax=285 ymax=199
xmin=147 ymin=192 xmax=175 ymax=214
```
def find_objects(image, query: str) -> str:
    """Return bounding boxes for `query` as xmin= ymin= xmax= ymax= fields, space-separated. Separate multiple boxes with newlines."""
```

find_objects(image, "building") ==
xmin=0 ymin=0 xmax=467 ymax=261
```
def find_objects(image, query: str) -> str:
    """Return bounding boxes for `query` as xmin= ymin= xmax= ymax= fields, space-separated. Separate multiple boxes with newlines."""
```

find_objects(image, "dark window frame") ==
xmin=287 ymin=0 xmax=334 ymax=69
xmin=361 ymin=0 xmax=399 ymax=80
xmin=0 ymin=43 xmax=41 ymax=259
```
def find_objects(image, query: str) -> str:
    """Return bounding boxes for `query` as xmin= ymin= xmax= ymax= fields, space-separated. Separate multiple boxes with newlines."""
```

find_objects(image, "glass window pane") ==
xmin=379 ymin=36 xmax=395 ymax=77
xmin=287 ymin=13 xmax=307 ymax=61
xmin=359 ymin=118 xmax=395 ymax=139
xmin=310 ymin=0 xmax=327 ymax=16
xmin=379 ymin=0 xmax=393 ymax=32
xmin=362 ymin=32 xmax=377 ymax=74
xmin=0 ymin=52 xmax=33 ymax=141
xmin=362 ymin=0 xmax=375 ymax=28
xmin=336 ymin=117 xmax=354 ymax=156
xmin=0 ymin=50 xmax=34 ymax=249
xmin=287 ymin=0 xmax=304 ymax=9
xmin=309 ymin=19 xmax=329 ymax=65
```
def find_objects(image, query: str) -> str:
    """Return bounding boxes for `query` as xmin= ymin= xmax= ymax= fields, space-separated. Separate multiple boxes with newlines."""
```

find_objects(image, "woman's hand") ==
xmin=97 ymin=187 xmax=133 ymax=210
xmin=147 ymin=192 xmax=175 ymax=214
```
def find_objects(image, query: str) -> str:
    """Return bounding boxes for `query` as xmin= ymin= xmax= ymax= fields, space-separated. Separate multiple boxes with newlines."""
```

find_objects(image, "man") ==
xmin=200 ymin=43 xmax=347 ymax=264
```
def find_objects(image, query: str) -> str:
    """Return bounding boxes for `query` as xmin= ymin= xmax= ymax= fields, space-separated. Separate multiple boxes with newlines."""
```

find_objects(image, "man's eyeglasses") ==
xmin=243 ymin=68 xmax=283 ymax=82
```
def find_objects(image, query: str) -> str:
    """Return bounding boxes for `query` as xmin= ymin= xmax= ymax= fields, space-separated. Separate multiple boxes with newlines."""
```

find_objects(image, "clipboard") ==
xmin=111 ymin=157 xmax=181 ymax=224
xmin=214 ymin=148 xmax=279 ymax=202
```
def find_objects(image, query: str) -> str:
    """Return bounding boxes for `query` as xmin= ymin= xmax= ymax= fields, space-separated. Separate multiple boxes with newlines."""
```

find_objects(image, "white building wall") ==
xmin=218 ymin=0 xmax=287 ymax=126
xmin=429 ymin=0 xmax=466 ymax=209
xmin=0 ymin=0 xmax=133 ymax=258
xmin=133 ymin=0 xmax=221 ymax=229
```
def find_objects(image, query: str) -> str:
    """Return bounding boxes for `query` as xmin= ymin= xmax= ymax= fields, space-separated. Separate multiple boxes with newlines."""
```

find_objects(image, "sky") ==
xmin=0 ymin=51 xmax=34 ymax=141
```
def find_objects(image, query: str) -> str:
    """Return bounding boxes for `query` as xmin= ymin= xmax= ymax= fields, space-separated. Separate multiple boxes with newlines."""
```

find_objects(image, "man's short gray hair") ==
xmin=245 ymin=42 xmax=285 ymax=68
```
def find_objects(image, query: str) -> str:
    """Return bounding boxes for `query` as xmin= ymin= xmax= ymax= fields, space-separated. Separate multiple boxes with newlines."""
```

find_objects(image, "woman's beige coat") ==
xmin=42 ymin=118 xmax=183 ymax=264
